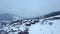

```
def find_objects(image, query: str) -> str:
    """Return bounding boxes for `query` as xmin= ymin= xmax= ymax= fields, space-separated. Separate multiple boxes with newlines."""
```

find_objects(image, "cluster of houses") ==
xmin=0 ymin=18 xmax=40 ymax=34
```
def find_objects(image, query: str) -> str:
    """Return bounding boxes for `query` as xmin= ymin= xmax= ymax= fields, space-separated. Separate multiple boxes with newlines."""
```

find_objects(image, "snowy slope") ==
xmin=29 ymin=20 xmax=60 ymax=34
xmin=0 ymin=14 xmax=60 ymax=34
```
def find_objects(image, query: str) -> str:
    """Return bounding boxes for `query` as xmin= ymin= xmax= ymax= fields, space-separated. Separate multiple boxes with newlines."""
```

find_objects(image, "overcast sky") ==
xmin=0 ymin=0 xmax=60 ymax=18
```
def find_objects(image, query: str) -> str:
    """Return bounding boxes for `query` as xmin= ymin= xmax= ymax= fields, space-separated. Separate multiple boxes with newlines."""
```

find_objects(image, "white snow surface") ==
xmin=29 ymin=20 xmax=60 ymax=34
xmin=0 ymin=16 xmax=60 ymax=34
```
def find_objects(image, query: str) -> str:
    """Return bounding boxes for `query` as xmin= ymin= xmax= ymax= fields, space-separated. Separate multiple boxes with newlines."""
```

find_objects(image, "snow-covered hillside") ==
xmin=0 ymin=13 xmax=60 ymax=34
xmin=29 ymin=20 xmax=60 ymax=34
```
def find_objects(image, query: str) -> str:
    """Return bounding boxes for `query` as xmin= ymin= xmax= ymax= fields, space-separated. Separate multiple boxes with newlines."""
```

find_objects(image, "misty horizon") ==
xmin=0 ymin=0 xmax=60 ymax=18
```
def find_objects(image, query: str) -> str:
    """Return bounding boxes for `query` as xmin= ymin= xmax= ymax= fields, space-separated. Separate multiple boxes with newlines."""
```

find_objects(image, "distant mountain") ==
xmin=0 ymin=11 xmax=60 ymax=23
xmin=0 ymin=13 xmax=20 ymax=21
xmin=43 ymin=11 xmax=60 ymax=18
